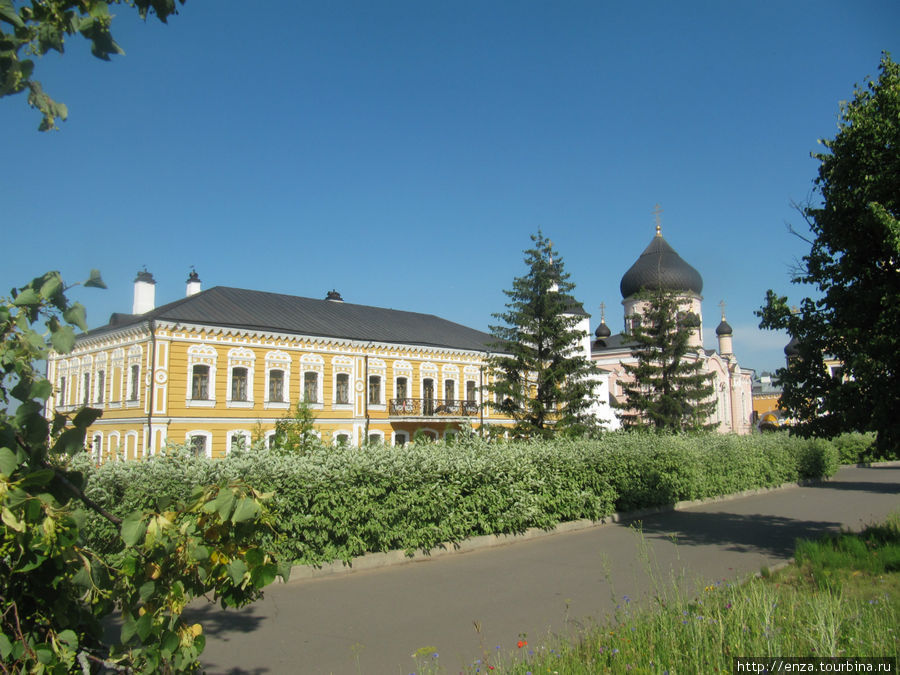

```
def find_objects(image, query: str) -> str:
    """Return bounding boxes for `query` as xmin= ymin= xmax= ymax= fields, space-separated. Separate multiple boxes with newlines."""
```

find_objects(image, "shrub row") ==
xmin=75 ymin=432 xmax=841 ymax=567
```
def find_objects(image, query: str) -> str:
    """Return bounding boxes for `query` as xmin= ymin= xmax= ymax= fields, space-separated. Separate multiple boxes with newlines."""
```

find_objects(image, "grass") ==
xmin=413 ymin=513 xmax=900 ymax=674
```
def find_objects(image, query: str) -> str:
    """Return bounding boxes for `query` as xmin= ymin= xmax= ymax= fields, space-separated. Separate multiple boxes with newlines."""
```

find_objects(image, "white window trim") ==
xmin=333 ymin=372 xmax=352 ymax=409
xmin=226 ymin=429 xmax=252 ymax=454
xmin=186 ymin=345 xmax=217 ymax=406
xmin=301 ymin=370 xmax=323 ymax=409
xmin=367 ymin=374 xmax=385 ymax=410
xmin=226 ymin=347 xmax=255 ymax=407
xmin=366 ymin=430 xmax=384 ymax=445
xmin=186 ymin=430 xmax=213 ymax=459
xmin=392 ymin=430 xmax=409 ymax=446
xmin=91 ymin=432 xmax=103 ymax=463
xmin=265 ymin=359 xmax=291 ymax=408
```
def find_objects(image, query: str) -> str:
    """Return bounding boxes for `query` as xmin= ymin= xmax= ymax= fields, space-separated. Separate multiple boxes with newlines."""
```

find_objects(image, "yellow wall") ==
xmin=48 ymin=322 xmax=508 ymax=461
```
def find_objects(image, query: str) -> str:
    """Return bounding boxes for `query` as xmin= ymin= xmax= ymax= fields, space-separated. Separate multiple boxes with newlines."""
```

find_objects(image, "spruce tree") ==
xmin=618 ymin=289 xmax=716 ymax=431
xmin=487 ymin=232 xmax=597 ymax=438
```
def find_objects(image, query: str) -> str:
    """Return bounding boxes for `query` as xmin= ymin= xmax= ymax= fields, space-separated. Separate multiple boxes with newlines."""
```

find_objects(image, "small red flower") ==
xmin=517 ymin=640 xmax=528 ymax=648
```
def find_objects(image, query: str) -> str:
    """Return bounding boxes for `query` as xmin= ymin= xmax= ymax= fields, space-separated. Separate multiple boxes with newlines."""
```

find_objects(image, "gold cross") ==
xmin=718 ymin=300 xmax=727 ymax=320
xmin=653 ymin=203 xmax=663 ymax=235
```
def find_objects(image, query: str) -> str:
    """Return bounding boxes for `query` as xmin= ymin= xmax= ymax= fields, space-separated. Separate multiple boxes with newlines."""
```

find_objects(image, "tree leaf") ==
xmin=63 ymin=302 xmax=88 ymax=331
xmin=73 ymin=407 xmax=102 ymax=429
xmin=121 ymin=512 xmax=146 ymax=547
xmin=50 ymin=324 xmax=76 ymax=354
xmin=230 ymin=497 xmax=260 ymax=524
xmin=84 ymin=269 xmax=107 ymax=289
xmin=13 ymin=288 xmax=40 ymax=306
xmin=0 ymin=0 xmax=25 ymax=29
xmin=0 ymin=447 xmax=20 ymax=477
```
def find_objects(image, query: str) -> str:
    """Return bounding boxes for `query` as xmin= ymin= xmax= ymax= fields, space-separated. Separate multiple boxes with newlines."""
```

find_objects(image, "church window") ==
xmin=129 ymin=364 xmax=140 ymax=401
xmin=335 ymin=373 xmax=350 ymax=404
xmin=82 ymin=372 xmax=91 ymax=406
xmin=466 ymin=380 xmax=476 ymax=403
xmin=368 ymin=375 xmax=381 ymax=405
xmin=192 ymin=365 xmax=210 ymax=400
xmin=444 ymin=379 xmax=455 ymax=402
xmin=95 ymin=370 xmax=105 ymax=404
xmin=231 ymin=367 xmax=249 ymax=401
xmin=396 ymin=376 xmax=408 ymax=400
xmin=304 ymin=371 xmax=318 ymax=403
xmin=190 ymin=434 xmax=207 ymax=457
xmin=268 ymin=369 xmax=284 ymax=402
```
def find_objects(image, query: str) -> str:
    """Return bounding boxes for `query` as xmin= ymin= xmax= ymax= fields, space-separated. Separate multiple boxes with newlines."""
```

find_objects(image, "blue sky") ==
xmin=4 ymin=1 xmax=898 ymax=374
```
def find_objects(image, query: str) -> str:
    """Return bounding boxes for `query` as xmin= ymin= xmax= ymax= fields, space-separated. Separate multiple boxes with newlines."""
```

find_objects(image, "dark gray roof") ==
xmin=591 ymin=332 xmax=635 ymax=353
xmin=620 ymin=233 xmax=703 ymax=298
xmin=84 ymin=286 xmax=497 ymax=352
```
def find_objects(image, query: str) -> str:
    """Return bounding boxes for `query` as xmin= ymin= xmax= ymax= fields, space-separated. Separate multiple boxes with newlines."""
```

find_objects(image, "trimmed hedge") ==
xmin=75 ymin=432 xmax=839 ymax=567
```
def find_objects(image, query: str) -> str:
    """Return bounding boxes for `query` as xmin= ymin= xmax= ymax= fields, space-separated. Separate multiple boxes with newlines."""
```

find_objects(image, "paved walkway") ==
xmin=189 ymin=464 xmax=900 ymax=674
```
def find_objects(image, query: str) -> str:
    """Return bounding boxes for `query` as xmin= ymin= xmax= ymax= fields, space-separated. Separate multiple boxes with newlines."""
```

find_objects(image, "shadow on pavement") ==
xmin=633 ymin=511 xmax=844 ymax=558
xmin=817 ymin=480 xmax=900 ymax=495
xmin=184 ymin=604 xmax=271 ymax=674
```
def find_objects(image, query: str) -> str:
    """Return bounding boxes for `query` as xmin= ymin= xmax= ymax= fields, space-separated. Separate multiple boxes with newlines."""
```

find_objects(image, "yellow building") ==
xmin=46 ymin=271 xmax=510 ymax=460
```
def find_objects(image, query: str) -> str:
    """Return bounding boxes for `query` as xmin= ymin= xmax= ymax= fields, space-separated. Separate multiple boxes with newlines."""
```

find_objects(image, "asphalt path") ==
xmin=190 ymin=464 xmax=900 ymax=674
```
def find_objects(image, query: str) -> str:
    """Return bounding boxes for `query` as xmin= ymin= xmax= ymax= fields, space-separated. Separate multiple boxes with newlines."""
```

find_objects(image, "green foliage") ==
xmin=487 ymin=232 xmax=598 ymax=438
xmin=1 ymin=273 xmax=286 ymax=673
xmin=1 ymin=0 xmax=185 ymax=130
xmin=618 ymin=289 xmax=716 ymax=431
xmin=830 ymin=432 xmax=884 ymax=464
xmin=758 ymin=53 xmax=900 ymax=458
xmin=270 ymin=400 xmax=320 ymax=454
xmin=78 ymin=433 xmax=839 ymax=568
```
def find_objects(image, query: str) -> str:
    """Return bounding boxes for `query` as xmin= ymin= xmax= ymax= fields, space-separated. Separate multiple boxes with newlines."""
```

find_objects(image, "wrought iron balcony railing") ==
xmin=389 ymin=398 xmax=479 ymax=418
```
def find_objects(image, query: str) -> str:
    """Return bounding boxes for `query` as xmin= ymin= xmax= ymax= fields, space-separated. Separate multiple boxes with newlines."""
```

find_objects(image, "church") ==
xmin=45 ymin=217 xmax=753 ymax=461
xmin=590 ymin=221 xmax=753 ymax=434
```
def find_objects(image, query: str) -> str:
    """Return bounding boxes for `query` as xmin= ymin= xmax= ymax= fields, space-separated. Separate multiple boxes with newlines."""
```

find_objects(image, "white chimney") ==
xmin=186 ymin=269 xmax=202 ymax=297
xmin=133 ymin=269 xmax=156 ymax=314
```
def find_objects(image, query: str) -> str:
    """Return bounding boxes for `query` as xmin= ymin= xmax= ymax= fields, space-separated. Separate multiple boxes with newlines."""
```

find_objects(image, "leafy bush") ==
xmin=78 ymin=431 xmax=840 ymax=568
xmin=830 ymin=432 xmax=881 ymax=464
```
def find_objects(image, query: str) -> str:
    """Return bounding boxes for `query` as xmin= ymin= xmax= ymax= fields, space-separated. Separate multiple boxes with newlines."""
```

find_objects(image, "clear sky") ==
xmin=4 ymin=1 xmax=898 ymax=375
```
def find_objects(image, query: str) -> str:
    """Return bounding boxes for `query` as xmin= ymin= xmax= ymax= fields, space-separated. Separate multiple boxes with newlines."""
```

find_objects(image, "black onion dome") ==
xmin=594 ymin=322 xmax=611 ymax=339
xmin=620 ymin=233 xmax=703 ymax=298
xmin=716 ymin=319 xmax=733 ymax=336
xmin=784 ymin=336 xmax=800 ymax=357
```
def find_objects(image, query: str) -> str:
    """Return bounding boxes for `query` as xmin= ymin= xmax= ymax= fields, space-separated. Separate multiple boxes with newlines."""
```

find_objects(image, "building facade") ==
xmin=47 ymin=274 xmax=514 ymax=460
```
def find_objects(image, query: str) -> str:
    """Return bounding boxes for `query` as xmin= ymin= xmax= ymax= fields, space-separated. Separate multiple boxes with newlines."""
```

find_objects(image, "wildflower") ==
xmin=612 ymin=649 xmax=620 ymax=655
xmin=518 ymin=640 xmax=528 ymax=648
xmin=726 ymin=603 xmax=732 ymax=610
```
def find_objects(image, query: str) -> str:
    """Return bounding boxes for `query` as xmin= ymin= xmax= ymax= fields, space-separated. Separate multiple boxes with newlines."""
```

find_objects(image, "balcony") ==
xmin=389 ymin=398 xmax=480 ymax=418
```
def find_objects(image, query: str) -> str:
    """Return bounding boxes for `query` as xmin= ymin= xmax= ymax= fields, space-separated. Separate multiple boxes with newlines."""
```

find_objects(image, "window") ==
xmin=335 ymin=373 xmax=350 ymax=404
xmin=82 ymin=372 xmax=90 ymax=406
xmin=231 ymin=367 xmax=249 ymax=401
xmin=368 ymin=375 xmax=381 ymax=405
xmin=466 ymin=380 xmax=477 ymax=403
xmin=444 ymin=379 xmax=455 ymax=402
xmin=394 ymin=431 xmax=408 ymax=446
xmin=190 ymin=435 xmax=207 ymax=457
xmin=396 ymin=376 xmax=408 ymax=400
xmin=129 ymin=364 xmax=140 ymax=401
xmin=95 ymin=370 xmax=105 ymax=403
xmin=229 ymin=431 xmax=249 ymax=453
xmin=335 ymin=433 xmax=350 ymax=446
xmin=92 ymin=434 xmax=102 ymax=462
xmin=192 ymin=365 xmax=210 ymax=400
xmin=268 ymin=369 xmax=284 ymax=402
xmin=304 ymin=371 xmax=318 ymax=403
xmin=368 ymin=432 xmax=383 ymax=445
xmin=58 ymin=376 xmax=66 ymax=406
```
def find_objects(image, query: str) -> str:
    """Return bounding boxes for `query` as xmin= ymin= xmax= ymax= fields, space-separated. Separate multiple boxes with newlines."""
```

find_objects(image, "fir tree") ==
xmin=618 ymin=289 xmax=716 ymax=431
xmin=487 ymin=232 xmax=598 ymax=438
